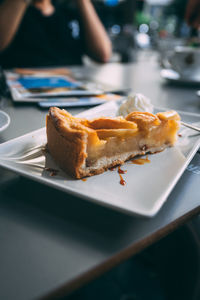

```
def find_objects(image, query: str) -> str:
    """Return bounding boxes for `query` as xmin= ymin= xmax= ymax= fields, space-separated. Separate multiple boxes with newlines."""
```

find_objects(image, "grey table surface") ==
xmin=0 ymin=51 xmax=200 ymax=300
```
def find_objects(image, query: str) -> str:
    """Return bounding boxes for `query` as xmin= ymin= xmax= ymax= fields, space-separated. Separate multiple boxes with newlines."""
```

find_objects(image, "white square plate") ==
xmin=0 ymin=101 xmax=200 ymax=217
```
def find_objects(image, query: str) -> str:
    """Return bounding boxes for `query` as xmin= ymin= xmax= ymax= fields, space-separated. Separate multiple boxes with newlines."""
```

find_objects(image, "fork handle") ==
xmin=181 ymin=121 xmax=200 ymax=133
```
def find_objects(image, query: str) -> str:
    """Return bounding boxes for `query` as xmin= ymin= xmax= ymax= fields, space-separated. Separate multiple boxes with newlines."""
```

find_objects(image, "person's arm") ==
xmin=0 ymin=0 xmax=29 ymax=52
xmin=185 ymin=0 xmax=200 ymax=28
xmin=76 ymin=0 xmax=112 ymax=63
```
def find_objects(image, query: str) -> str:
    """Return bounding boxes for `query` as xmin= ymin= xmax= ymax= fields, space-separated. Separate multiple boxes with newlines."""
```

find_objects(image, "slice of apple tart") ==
xmin=46 ymin=107 xmax=180 ymax=178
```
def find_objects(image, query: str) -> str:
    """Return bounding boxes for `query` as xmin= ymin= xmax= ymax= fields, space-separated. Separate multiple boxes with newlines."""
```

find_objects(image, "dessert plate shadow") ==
xmin=0 ymin=101 xmax=200 ymax=217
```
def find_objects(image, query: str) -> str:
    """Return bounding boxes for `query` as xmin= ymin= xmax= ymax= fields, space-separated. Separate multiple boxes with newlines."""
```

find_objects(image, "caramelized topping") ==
xmin=157 ymin=110 xmax=180 ymax=121
xmin=110 ymin=166 xmax=117 ymax=171
xmin=125 ymin=111 xmax=161 ymax=130
xmin=45 ymin=167 xmax=59 ymax=176
xmin=86 ymin=117 xmax=137 ymax=130
xmin=118 ymin=166 xmax=127 ymax=174
xmin=131 ymin=156 xmax=150 ymax=165
xmin=117 ymin=167 xmax=127 ymax=186
xmin=119 ymin=174 xmax=126 ymax=186
xmin=96 ymin=128 xmax=138 ymax=139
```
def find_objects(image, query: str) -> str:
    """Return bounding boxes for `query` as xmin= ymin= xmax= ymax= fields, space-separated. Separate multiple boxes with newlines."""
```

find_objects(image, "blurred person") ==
xmin=0 ymin=0 xmax=112 ymax=68
xmin=185 ymin=0 xmax=200 ymax=28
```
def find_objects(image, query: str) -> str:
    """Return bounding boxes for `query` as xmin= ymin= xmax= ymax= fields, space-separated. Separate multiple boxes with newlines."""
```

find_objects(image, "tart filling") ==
xmin=46 ymin=107 xmax=180 ymax=178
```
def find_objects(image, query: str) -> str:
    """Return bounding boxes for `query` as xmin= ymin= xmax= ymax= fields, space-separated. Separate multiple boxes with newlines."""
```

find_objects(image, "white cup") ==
xmin=169 ymin=46 xmax=200 ymax=80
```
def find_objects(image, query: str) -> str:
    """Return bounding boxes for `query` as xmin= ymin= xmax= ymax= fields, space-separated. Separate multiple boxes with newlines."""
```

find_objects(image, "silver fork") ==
xmin=181 ymin=122 xmax=200 ymax=133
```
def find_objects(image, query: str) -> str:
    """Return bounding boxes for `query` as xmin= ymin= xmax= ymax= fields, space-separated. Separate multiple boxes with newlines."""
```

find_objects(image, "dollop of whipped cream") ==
xmin=118 ymin=93 xmax=154 ymax=117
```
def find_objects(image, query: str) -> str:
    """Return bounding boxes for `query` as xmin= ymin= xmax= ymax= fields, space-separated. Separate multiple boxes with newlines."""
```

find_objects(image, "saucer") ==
xmin=0 ymin=110 xmax=10 ymax=132
xmin=161 ymin=68 xmax=200 ymax=85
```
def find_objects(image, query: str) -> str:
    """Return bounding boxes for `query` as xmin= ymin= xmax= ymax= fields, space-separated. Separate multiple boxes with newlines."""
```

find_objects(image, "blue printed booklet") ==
xmin=4 ymin=68 xmax=106 ymax=102
xmin=4 ymin=68 xmax=127 ymax=106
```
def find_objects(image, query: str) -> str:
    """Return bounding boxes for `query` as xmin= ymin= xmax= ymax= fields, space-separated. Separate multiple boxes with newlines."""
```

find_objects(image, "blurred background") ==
xmin=65 ymin=0 xmax=199 ymax=63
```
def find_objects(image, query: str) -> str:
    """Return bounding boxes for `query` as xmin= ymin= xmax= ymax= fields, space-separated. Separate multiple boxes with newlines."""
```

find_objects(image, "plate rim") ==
xmin=0 ymin=110 xmax=10 ymax=132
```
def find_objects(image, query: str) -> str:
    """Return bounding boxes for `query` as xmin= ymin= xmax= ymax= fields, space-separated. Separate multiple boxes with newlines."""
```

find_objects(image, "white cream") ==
xmin=118 ymin=93 xmax=154 ymax=117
